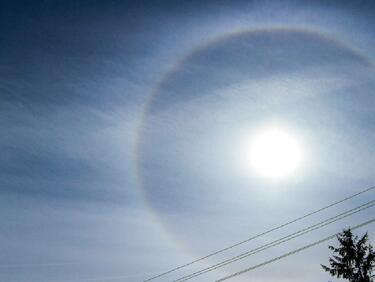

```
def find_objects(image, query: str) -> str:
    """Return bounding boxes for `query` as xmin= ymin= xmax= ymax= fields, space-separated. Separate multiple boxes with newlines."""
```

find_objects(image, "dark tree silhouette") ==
xmin=322 ymin=228 xmax=374 ymax=282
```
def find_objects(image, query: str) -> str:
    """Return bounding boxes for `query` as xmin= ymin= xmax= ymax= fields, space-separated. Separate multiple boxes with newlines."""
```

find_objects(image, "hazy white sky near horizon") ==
xmin=1 ymin=1 xmax=375 ymax=282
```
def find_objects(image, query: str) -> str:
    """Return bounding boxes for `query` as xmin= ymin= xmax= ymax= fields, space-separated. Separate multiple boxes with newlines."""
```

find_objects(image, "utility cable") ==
xmin=144 ymin=185 xmax=375 ymax=282
xmin=173 ymin=200 xmax=375 ymax=282
xmin=216 ymin=218 xmax=375 ymax=282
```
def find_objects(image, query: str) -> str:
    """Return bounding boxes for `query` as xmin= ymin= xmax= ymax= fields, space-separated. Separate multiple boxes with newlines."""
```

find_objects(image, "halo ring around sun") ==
xmin=133 ymin=27 xmax=373 ymax=248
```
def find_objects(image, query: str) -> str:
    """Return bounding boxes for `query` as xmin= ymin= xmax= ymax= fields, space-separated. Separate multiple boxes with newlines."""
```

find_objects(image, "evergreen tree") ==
xmin=322 ymin=228 xmax=374 ymax=282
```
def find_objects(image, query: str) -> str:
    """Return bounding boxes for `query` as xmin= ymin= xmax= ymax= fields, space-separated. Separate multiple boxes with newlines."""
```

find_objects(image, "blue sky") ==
xmin=1 ymin=1 xmax=375 ymax=282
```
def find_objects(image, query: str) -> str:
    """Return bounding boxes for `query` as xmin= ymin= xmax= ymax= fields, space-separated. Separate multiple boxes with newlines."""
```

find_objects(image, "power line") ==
xmin=144 ymin=185 xmax=375 ymax=282
xmin=216 ymin=218 xmax=375 ymax=282
xmin=173 ymin=200 xmax=375 ymax=282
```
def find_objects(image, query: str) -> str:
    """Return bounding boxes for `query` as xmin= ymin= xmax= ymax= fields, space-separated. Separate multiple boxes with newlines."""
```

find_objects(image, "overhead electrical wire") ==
xmin=144 ymin=185 xmax=375 ymax=282
xmin=216 ymin=218 xmax=375 ymax=282
xmin=173 ymin=200 xmax=375 ymax=282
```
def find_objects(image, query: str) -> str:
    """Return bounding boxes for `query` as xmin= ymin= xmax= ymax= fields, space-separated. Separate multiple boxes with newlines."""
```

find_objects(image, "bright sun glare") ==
xmin=249 ymin=128 xmax=302 ymax=179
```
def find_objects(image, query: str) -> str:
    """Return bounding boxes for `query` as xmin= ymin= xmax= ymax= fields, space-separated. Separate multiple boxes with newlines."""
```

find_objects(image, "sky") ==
xmin=1 ymin=1 xmax=375 ymax=282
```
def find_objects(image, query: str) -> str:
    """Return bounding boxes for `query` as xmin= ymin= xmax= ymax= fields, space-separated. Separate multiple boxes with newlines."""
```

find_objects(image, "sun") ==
xmin=248 ymin=128 xmax=302 ymax=179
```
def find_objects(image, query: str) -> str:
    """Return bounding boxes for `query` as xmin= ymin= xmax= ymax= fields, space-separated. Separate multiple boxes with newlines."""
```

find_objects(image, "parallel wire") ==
xmin=216 ymin=218 xmax=375 ymax=282
xmin=144 ymin=185 xmax=375 ymax=282
xmin=173 ymin=200 xmax=375 ymax=282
